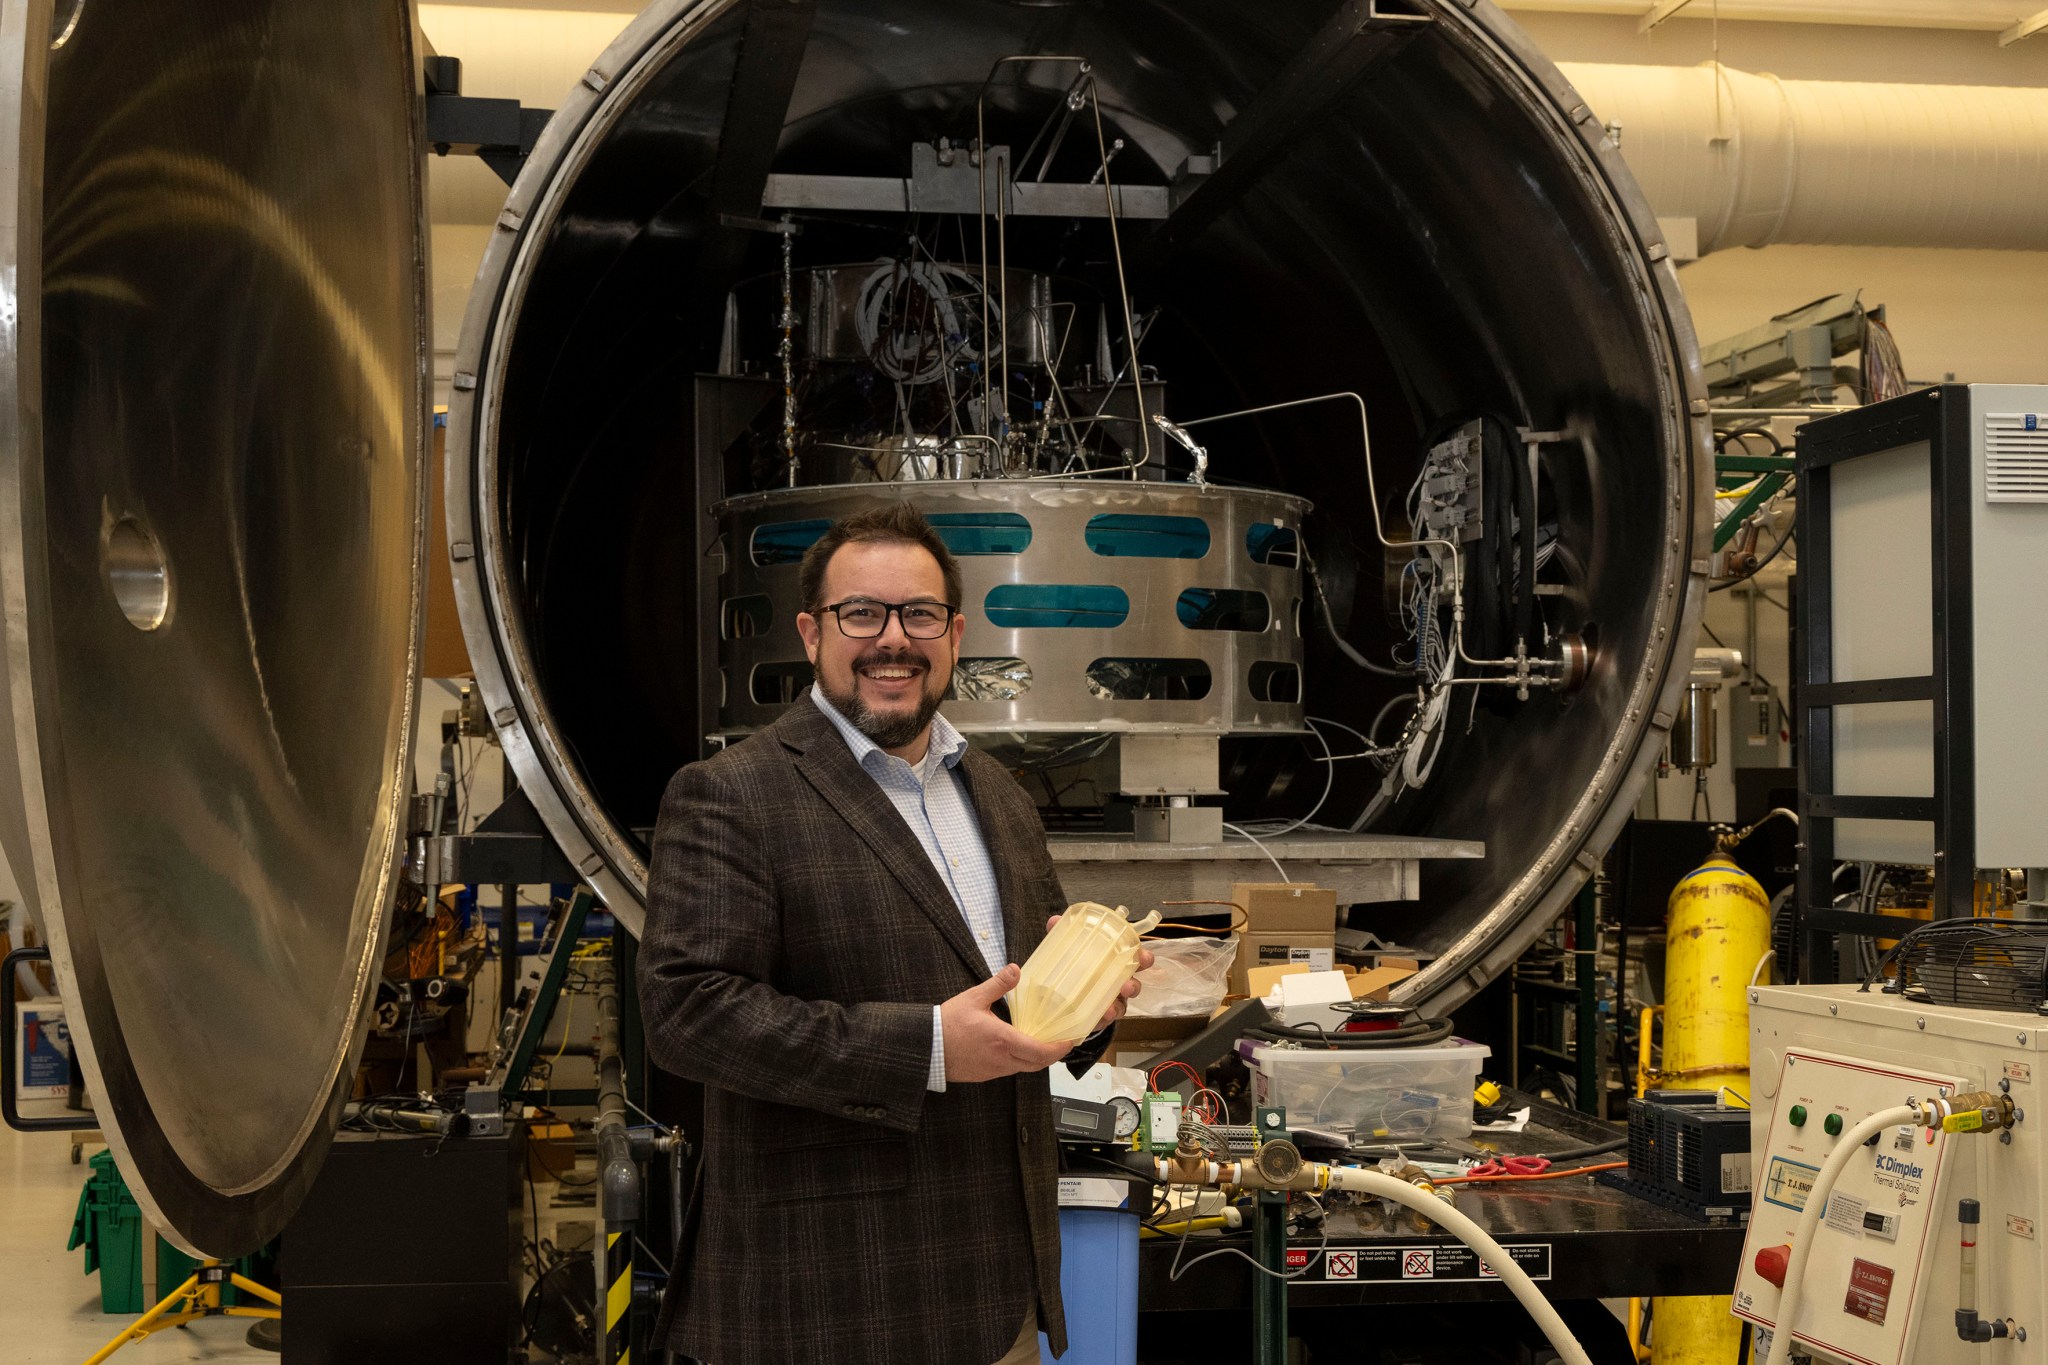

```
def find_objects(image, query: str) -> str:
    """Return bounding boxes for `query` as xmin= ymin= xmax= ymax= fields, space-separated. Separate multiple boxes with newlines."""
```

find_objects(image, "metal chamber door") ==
xmin=0 ymin=0 xmax=430 ymax=1254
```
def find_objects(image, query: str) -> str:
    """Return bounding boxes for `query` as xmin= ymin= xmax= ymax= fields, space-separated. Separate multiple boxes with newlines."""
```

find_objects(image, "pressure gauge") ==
xmin=1110 ymin=1096 xmax=1142 ymax=1140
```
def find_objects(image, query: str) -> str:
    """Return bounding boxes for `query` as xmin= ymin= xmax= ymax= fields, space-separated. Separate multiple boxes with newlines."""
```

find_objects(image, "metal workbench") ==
xmin=1139 ymin=1094 xmax=1745 ymax=1311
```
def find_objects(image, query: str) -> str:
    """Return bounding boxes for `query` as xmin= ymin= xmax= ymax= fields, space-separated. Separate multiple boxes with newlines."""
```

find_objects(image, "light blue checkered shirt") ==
xmin=809 ymin=688 xmax=1006 ymax=1092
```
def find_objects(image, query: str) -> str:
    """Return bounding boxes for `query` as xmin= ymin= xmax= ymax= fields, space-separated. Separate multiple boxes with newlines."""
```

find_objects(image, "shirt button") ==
xmin=1019 ymin=1125 xmax=1031 ymax=1147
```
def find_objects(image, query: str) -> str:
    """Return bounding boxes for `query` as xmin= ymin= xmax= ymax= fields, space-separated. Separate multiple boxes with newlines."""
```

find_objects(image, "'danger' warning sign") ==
xmin=1300 ymin=1243 xmax=1552 ymax=1283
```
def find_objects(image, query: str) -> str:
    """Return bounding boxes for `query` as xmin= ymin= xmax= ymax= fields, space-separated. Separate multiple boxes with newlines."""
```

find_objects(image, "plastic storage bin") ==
xmin=1242 ymin=1037 xmax=1492 ymax=1140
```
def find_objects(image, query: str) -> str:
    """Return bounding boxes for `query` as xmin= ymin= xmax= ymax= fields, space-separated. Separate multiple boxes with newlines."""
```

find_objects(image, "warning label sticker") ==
xmin=1826 ymin=1192 xmax=1869 ymax=1237
xmin=1302 ymin=1243 xmax=1552 ymax=1283
xmin=1844 ymin=1258 xmax=1895 ymax=1325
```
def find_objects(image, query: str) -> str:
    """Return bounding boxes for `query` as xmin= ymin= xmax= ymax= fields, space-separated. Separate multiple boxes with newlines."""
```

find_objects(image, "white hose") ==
xmin=1756 ymin=1103 xmax=1925 ymax=1365
xmin=1324 ymin=1167 xmax=1594 ymax=1365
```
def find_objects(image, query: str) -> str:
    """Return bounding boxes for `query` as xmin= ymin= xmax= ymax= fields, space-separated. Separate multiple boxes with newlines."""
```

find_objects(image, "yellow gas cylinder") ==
xmin=1651 ymin=853 xmax=1771 ymax=1365
xmin=1662 ymin=855 xmax=1770 ymax=1097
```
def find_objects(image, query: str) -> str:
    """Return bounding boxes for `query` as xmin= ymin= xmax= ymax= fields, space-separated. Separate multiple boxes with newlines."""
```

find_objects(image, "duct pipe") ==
xmin=1559 ymin=62 xmax=2048 ymax=253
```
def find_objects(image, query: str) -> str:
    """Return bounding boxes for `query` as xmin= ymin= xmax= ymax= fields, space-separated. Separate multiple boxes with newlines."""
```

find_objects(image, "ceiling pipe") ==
xmin=1561 ymin=61 xmax=2048 ymax=254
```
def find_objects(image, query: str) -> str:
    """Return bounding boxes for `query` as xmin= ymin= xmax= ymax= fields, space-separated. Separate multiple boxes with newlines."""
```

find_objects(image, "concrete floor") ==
xmin=1 ymin=1123 xmax=270 ymax=1365
xmin=3 ymin=1116 xmax=603 ymax=1365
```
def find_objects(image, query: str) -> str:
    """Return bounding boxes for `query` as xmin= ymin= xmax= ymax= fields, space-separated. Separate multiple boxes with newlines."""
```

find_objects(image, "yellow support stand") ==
xmin=82 ymin=1259 xmax=281 ymax=1365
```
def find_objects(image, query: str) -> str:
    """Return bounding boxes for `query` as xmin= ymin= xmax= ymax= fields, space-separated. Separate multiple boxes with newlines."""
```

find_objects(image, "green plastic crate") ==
xmin=67 ymin=1151 xmax=143 ymax=1314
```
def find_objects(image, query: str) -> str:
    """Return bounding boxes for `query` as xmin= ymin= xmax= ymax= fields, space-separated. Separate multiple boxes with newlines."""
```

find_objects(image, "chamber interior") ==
xmin=479 ymin=0 xmax=1691 ymax=992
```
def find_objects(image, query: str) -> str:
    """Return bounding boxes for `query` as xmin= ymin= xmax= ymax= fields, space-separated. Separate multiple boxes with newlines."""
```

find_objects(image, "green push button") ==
xmin=1825 ymin=1113 xmax=1844 ymax=1137
xmin=1789 ymin=1105 xmax=1808 ymax=1127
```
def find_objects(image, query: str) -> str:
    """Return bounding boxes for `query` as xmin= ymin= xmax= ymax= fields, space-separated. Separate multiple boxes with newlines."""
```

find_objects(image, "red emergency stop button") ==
xmin=1755 ymin=1244 xmax=1791 ymax=1288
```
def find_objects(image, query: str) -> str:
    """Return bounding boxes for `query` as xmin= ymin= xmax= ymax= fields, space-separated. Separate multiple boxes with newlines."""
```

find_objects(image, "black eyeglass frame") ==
xmin=814 ymin=597 xmax=960 ymax=640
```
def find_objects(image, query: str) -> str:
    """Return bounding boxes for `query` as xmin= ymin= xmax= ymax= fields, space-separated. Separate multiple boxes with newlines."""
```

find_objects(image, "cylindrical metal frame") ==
xmin=715 ymin=479 xmax=1310 ymax=738
xmin=443 ymin=0 xmax=1712 ymax=1005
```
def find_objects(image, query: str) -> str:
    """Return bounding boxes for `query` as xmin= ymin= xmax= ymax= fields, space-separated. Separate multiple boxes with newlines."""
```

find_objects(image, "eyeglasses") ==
xmin=817 ymin=598 xmax=958 ymax=640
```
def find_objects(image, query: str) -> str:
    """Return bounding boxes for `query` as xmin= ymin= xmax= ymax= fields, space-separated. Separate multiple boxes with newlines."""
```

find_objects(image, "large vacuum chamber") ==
xmin=0 ymin=0 xmax=1708 ymax=1254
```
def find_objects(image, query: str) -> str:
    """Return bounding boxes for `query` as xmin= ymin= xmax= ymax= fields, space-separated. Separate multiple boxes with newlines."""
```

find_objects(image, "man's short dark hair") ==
xmin=798 ymin=503 xmax=964 ymax=612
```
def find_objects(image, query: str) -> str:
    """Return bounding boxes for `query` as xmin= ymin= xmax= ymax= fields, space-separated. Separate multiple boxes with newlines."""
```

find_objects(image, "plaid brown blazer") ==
xmin=638 ymin=700 xmax=1069 ymax=1365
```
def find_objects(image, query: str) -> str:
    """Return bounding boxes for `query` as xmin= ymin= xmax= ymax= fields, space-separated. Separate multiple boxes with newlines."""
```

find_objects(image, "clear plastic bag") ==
xmin=1126 ymin=935 xmax=1239 ymax=1018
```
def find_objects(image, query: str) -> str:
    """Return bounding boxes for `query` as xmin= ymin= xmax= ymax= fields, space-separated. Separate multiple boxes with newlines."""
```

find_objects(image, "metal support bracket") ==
xmin=423 ymin=56 xmax=554 ymax=187
xmin=1712 ymin=451 xmax=1795 ymax=552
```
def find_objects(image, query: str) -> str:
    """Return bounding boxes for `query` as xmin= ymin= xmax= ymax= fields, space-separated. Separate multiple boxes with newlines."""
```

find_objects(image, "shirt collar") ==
xmin=808 ymin=686 xmax=968 ymax=773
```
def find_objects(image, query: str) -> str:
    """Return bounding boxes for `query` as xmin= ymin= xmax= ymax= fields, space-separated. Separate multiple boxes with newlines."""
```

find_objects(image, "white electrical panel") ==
xmin=1741 ymin=985 xmax=2045 ymax=1365
xmin=1823 ymin=383 xmax=2048 ymax=867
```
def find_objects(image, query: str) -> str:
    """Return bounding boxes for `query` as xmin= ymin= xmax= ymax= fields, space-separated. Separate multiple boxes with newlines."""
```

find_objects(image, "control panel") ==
xmin=1734 ymin=1049 xmax=1965 ymax=1365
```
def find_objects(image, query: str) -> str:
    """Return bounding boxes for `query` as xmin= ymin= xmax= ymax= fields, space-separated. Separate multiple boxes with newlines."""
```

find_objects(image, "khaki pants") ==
xmin=991 ymin=1308 xmax=1041 ymax=1365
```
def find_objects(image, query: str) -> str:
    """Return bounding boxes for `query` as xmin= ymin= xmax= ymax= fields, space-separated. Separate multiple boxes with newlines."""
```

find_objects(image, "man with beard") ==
xmin=638 ymin=503 xmax=1147 ymax=1365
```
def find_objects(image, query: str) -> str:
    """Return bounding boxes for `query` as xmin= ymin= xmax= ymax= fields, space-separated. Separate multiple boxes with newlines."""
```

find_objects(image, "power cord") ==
xmin=1243 ymin=1014 xmax=1456 ymax=1049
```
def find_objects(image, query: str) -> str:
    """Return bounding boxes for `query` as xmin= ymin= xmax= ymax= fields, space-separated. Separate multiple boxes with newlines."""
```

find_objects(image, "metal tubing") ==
xmin=593 ymin=961 xmax=637 ymax=1365
xmin=1253 ymin=1190 xmax=1287 ymax=1365
xmin=595 ymin=962 xmax=637 ymax=1225
xmin=1574 ymin=882 xmax=1599 ymax=1113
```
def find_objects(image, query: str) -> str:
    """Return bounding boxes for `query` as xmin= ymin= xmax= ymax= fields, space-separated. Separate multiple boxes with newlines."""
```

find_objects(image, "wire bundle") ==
xmin=1860 ymin=311 xmax=1908 ymax=402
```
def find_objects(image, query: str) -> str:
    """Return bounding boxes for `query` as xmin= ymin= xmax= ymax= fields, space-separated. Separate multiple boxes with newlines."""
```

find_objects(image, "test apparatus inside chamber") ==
xmin=696 ymin=97 xmax=1593 ymax=844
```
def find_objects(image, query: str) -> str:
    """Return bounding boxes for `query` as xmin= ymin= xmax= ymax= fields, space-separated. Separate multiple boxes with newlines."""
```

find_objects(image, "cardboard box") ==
xmin=1348 ymin=963 xmax=1419 ymax=1002
xmin=1223 ymin=883 xmax=1338 ymax=997
xmin=1246 ymin=960 xmax=1417 ymax=1005
xmin=1107 ymin=1012 xmax=1209 ymax=1069
xmin=15 ymin=999 xmax=69 ymax=1100
xmin=526 ymin=1122 xmax=578 ymax=1182
xmin=1230 ymin=931 xmax=1335 ymax=997
xmin=1230 ymin=882 xmax=1338 ymax=934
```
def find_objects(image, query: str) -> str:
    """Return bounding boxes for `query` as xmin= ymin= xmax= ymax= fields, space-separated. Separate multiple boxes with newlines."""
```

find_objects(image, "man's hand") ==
xmin=1046 ymin=914 xmax=1155 ymax=1033
xmin=941 ymin=965 xmax=1074 ymax=1082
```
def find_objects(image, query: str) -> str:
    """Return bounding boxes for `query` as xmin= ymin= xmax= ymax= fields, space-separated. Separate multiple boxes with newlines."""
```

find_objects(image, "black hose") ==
xmin=1243 ymin=1015 xmax=1456 ymax=1049
xmin=1534 ymin=1135 xmax=1628 ymax=1162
